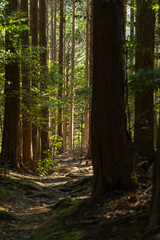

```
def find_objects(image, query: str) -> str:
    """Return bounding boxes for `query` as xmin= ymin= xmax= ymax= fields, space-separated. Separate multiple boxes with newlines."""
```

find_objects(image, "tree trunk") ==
xmin=69 ymin=0 xmax=75 ymax=150
xmin=62 ymin=15 xmax=67 ymax=152
xmin=21 ymin=0 xmax=33 ymax=170
xmin=31 ymin=0 xmax=40 ymax=161
xmin=86 ymin=0 xmax=93 ymax=159
xmin=50 ymin=0 xmax=57 ymax=153
xmin=149 ymin=121 xmax=160 ymax=226
xmin=134 ymin=0 xmax=155 ymax=170
xmin=39 ymin=0 xmax=49 ymax=158
xmin=1 ymin=0 xmax=20 ymax=168
xmin=84 ymin=0 xmax=90 ymax=149
xmin=149 ymin=0 xmax=160 ymax=227
xmin=50 ymin=1 xmax=54 ymax=61
xmin=58 ymin=0 xmax=64 ymax=153
xmin=53 ymin=0 xmax=57 ymax=64
xmin=91 ymin=0 xmax=133 ymax=198
xmin=130 ymin=0 xmax=135 ymax=71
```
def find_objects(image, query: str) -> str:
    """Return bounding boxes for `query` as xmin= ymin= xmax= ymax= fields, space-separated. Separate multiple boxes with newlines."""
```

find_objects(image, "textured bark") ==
xmin=134 ymin=0 xmax=155 ymax=169
xmin=50 ymin=0 xmax=57 ymax=62
xmin=86 ymin=0 xmax=93 ymax=159
xmin=149 ymin=122 xmax=160 ymax=226
xmin=62 ymin=17 xmax=66 ymax=152
xmin=130 ymin=0 xmax=135 ymax=69
xmin=51 ymin=1 xmax=54 ymax=61
xmin=1 ymin=0 xmax=20 ymax=168
xmin=31 ymin=0 xmax=40 ymax=161
xmin=53 ymin=0 xmax=57 ymax=63
xmin=84 ymin=0 xmax=90 ymax=149
xmin=50 ymin=0 xmax=57 ymax=153
xmin=91 ymin=0 xmax=133 ymax=198
xmin=58 ymin=0 xmax=64 ymax=153
xmin=149 ymin=0 xmax=160 ymax=228
xmin=69 ymin=0 xmax=75 ymax=150
xmin=21 ymin=0 xmax=33 ymax=170
xmin=39 ymin=0 xmax=49 ymax=158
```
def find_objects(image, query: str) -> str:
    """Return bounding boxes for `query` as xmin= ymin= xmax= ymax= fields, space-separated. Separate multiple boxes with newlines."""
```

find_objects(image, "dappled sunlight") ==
xmin=0 ymin=153 xmax=93 ymax=239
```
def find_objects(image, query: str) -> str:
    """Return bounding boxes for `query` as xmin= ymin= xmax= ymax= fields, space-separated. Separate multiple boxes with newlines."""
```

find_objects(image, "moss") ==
xmin=39 ymin=200 xmax=84 ymax=240
xmin=41 ymin=229 xmax=84 ymax=240
xmin=11 ymin=177 xmax=37 ymax=186
xmin=0 ymin=183 xmax=26 ymax=203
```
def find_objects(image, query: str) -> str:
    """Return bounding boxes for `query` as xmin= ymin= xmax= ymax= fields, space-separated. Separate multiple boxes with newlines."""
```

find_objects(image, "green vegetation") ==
xmin=39 ymin=200 xmax=84 ymax=240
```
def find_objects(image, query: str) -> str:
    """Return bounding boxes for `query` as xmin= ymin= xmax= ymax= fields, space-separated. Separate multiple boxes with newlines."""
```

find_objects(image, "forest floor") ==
xmin=0 ymin=153 xmax=158 ymax=240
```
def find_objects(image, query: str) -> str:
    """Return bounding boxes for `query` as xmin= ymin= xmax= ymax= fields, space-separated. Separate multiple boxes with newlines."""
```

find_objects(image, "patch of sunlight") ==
xmin=11 ymin=176 xmax=22 ymax=180
xmin=0 ymin=206 xmax=6 ymax=211
xmin=34 ymin=181 xmax=46 ymax=187
xmin=16 ymin=206 xmax=49 ymax=216
xmin=72 ymin=196 xmax=90 ymax=201
xmin=9 ymin=171 xmax=39 ymax=180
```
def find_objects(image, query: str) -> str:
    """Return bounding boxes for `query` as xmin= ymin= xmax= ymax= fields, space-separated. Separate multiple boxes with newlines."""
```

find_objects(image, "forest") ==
xmin=0 ymin=0 xmax=160 ymax=239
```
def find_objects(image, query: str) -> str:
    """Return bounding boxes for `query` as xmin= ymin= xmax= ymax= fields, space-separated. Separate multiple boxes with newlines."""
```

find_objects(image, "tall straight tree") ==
xmin=84 ymin=0 xmax=90 ymax=149
xmin=20 ymin=0 xmax=33 ymax=170
xmin=39 ymin=0 xmax=49 ymax=158
xmin=50 ymin=0 xmax=57 ymax=152
xmin=134 ymin=0 xmax=155 ymax=169
xmin=91 ymin=0 xmax=133 ymax=198
xmin=53 ymin=0 xmax=57 ymax=64
xmin=31 ymin=0 xmax=40 ymax=161
xmin=150 ymin=123 xmax=160 ymax=226
xmin=50 ymin=0 xmax=57 ymax=63
xmin=51 ymin=1 xmax=54 ymax=61
xmin=149 ymin=0 xmax=160 ymax=228
xmin=69 ymin=0 xmax=75 ymax=150
xmin=130 ymin=0 xmax=135 ymax=72
xmin=1 ymin=0 xmax=20 ymax=168
xmin=58 ymin=0 xmax=64 ymax=153
xmin=86 ymin=0 xmax=93 ymax=159
xmin=62 ymin=18 xmax=67 ymax=152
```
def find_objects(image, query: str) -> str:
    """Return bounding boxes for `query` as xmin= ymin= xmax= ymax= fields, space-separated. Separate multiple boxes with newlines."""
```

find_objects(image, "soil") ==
xmin=0 ymin=153 xmax=157 ymax=240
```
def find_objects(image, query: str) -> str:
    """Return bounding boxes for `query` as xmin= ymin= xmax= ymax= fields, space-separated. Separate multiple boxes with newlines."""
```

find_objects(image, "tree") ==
xmin=30 ymin=0 xmax=40 ymax=161
xmin=134 ymin=0 xmax=155 ymax=170
xmin=130 ymin=0 xmax=135 ymax=73
xmin=1 ymin=0 xmax=20 ymax=168
xmin=91 ymin=0 xmax=133 ymax=198
xmin=86 ymin=0 xmax=93 ymax=159
xmin=39 ymin=0 xmax=49 ymax=158
xmin=149 ymin=0 xmax=160 ymax=228
xmin=149 ymin=123 xmax=160 ymax=226
xmin=84 ymin=0 xmax=90 ymax=149
xmin=58 ymin=0 xmax=64 ymax=153
xmin=69 ymin=0 xmax=75 ymax=150
xmin=21 ymin=0 xmax=33 ymax=170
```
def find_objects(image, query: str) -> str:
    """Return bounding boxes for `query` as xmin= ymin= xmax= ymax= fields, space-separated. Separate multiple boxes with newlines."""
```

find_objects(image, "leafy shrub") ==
xmin=37 ymin=149 xmax=60 ymax=175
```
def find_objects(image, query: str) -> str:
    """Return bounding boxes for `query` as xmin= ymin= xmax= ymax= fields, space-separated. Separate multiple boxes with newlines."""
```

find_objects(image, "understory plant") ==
xmin=37 ymin=149 xmax=60 ymax=175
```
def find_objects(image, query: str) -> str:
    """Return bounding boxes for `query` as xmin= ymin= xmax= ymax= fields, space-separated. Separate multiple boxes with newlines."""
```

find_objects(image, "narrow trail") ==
xmin=0 ymin=153 xmax=93 ymax=240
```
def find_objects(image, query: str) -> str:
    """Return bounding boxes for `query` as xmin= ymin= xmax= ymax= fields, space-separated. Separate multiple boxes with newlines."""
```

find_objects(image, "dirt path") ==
xmin=0 ymin=153 xmax=93 ymax=240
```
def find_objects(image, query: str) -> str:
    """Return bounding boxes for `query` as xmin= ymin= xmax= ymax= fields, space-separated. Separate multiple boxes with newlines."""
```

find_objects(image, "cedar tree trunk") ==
xmin=91 ymin=0 xmax=133 ymax=198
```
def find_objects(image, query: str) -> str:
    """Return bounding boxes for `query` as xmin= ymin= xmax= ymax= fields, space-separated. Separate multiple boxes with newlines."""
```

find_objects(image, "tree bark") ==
xmin=91 ymin=0 xmax=133 ymax=198
xmin=50 ymin=0 xmax=57 ymax=154
xmin=86 ymin=0 xmax=93 ymax=159
xmin=1 ymin=0 xmax=20 ymax=168
xmin=84 ymin=0 xmax=90 ymax=149
xmin=134 ymin=0 xmax=155 ymax=170
xmin=69 ymin=0 xmax=75 ymax=150
xmin=130 ymin=0 xmax=135 ymax=71
xmin=149 ymin=121 xmax=160 ymax=226
xmin=31 ymin=0 xmax=40 ymax=161
xmin=58 ymin=0 xmax=64 ymax=153
xmin=21 ymin=0 xmax=33 ymax=170
xmin=149 ymin=0 xmax=160 ymax=227
xmin=39 ymin=0 xmax=49 ymax=158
